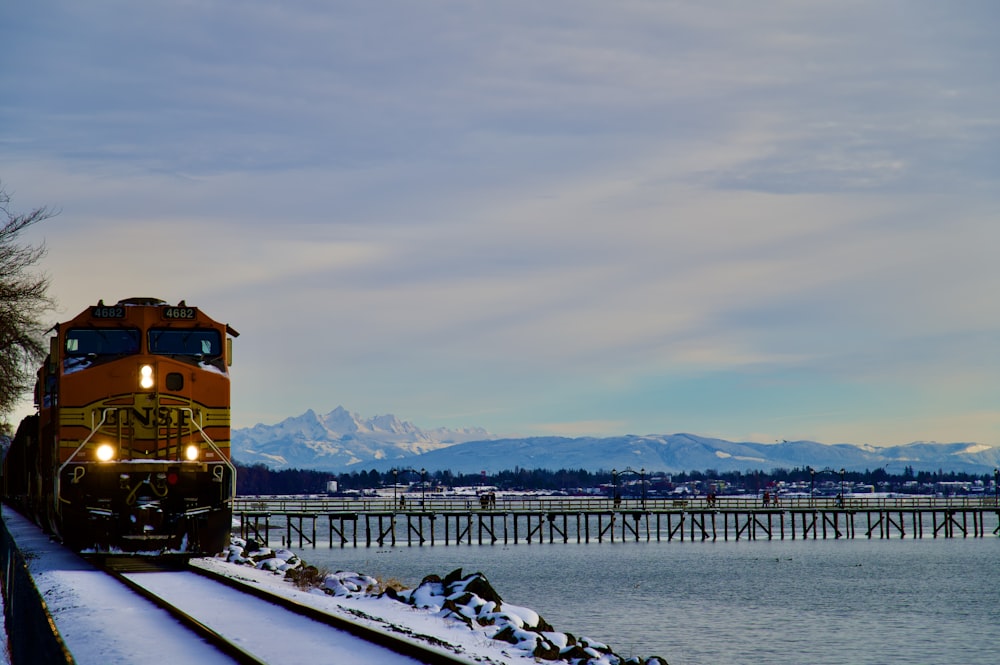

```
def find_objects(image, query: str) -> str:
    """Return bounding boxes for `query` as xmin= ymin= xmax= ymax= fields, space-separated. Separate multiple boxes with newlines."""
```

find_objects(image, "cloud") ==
xmin=4 ymin=2 xmax=1000 ymax=446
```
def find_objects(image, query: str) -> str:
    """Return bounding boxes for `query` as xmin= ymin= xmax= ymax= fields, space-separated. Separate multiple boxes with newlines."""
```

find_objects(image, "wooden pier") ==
xmin=233 ymin=496 xmax=1000 ymax=549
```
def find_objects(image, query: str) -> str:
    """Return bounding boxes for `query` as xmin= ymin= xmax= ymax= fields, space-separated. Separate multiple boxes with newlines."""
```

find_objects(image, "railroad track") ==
xmin=95 ymin=558 xmax=479 ymax=665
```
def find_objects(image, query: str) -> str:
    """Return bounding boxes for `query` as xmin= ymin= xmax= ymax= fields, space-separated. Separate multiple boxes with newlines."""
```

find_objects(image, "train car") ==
xmin=2 ymin=297 xmax=239 ymax=554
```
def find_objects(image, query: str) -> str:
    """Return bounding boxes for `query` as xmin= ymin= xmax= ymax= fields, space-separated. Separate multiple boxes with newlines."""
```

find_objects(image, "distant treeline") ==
xmin=234 ymin=462 xmax=996 ymax=496
xmin=234 ymin=464 xmax=612 ymax=495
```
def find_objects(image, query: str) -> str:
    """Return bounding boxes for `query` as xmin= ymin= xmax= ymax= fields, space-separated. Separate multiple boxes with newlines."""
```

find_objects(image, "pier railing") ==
xmin=233 ymin=494 xmax=1000 ymax=514
xmin=232 ymin=494 xmax=1000 ymax=548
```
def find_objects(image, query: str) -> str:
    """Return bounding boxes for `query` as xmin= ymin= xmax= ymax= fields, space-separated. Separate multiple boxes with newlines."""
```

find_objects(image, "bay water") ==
xmin=282 ymin=522 xmax=1000 ymax=665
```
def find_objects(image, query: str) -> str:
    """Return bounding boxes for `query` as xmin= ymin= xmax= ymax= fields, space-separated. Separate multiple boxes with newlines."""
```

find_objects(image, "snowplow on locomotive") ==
xmin=2 ymin=297 xmax=239 ymax=554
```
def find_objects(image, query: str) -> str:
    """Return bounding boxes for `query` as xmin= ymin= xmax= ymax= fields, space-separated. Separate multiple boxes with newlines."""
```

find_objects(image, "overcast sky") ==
xmin=3 ymin=1 xmax=999 ymax=446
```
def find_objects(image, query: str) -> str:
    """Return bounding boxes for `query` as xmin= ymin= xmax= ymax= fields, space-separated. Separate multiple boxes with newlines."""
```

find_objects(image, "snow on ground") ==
xmin=124 ymin=568 xmax=432 ymax=665
xmin=3 ymin=509 xmax=237 ymax=665
xmin=3 ymin=501 xmax=665 ymax=665
xmin=205 ymin=538 xmax=667 ymax=665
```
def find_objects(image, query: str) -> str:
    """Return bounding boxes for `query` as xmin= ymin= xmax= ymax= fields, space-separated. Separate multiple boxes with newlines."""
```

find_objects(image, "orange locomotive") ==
xmin=3 ymin=297 xmax=239 ymax=553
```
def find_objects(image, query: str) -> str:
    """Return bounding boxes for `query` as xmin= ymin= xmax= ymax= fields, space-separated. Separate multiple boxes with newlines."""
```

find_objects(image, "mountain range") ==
xmin=231 ymin=407 xmax=1000 ymax=476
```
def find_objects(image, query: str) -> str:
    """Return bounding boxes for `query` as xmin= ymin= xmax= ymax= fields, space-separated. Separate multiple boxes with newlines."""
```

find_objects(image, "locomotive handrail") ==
xmin=54 ymin=407 xmax=111 ymax=508
xmin=54 ymin=407 xmax=239 ymax=506
xmin=181 ymin=407 xmax=238 ymax=503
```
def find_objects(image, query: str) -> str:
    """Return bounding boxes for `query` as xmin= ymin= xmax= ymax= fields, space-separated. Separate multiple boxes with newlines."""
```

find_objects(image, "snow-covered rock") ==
xmin=387 ymin=568 xmax=666 ymax=665
xmin=219 ymin=539 xmax=667 ymax=665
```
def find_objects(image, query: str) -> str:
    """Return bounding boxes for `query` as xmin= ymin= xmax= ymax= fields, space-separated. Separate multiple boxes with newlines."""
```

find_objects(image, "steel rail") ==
xmin=99 ymin=563 xmax=267 ymax=665
xmin=93 ymin=557 xmax=480 ymax=665
xmin=188 ymin=563 xmax=479 ymax=665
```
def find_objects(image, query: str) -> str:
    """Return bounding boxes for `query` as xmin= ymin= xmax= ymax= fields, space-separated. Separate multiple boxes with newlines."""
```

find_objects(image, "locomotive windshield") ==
xmin=148 ymin=328 xmax=222 ymax=360
xmin=65 ymin=328 xmax=141 ymax=356
xmin=64 ymin=328 xmax=141 ymax=372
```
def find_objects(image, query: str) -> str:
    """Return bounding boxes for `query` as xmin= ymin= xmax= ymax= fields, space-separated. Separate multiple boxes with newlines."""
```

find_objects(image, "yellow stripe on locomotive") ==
xmin=56 ymin=399 xmax=231 ymax=463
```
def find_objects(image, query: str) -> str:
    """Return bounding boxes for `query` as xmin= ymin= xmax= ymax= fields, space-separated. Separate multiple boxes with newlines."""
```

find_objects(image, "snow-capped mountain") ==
xmin=231 ymin=406 xmax=493 ymax=471
xmin=367 ymin=434 xmax=1000 ymax=475
xmin=232 ymin=408 xmax=1000 ymax=474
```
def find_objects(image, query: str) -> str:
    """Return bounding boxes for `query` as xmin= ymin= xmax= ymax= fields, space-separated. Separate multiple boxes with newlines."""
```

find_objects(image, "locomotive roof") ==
xmin=116 ymin=297 xmax=169 ymax=306
xmin=68 ymin=298 xmax=240 ymax=337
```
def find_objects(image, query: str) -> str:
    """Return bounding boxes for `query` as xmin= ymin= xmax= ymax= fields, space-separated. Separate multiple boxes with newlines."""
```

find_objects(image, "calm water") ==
xmin=283 ymin=527 xmax=1000 ymax=665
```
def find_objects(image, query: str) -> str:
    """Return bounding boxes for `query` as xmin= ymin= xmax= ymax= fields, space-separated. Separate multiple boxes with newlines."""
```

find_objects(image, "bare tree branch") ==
xmin=0 ymin=181 xmax=56 ymax=418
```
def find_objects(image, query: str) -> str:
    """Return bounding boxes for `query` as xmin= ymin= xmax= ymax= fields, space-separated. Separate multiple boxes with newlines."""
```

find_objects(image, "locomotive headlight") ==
xmin=95 ymin=444 xmax=116 ymax=462
xmin=139 ymin=364 xmax=155 ymax=389
xmin=184 ymin=444 xmax=200 ymax=461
